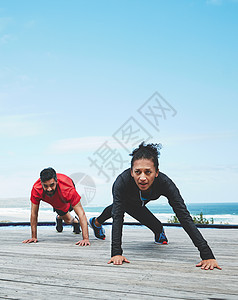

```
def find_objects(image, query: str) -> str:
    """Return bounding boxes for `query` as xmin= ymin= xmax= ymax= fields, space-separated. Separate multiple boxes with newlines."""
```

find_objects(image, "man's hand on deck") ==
xmin=196 ymin=259 xmax=222 ymax=270
xmin=108 ymin=255 xmax=130 ymax=265
xmin=75 ymin=239 xmax=90 ymax=246
xmin=22 ymin=238 xmax=38 ymax=244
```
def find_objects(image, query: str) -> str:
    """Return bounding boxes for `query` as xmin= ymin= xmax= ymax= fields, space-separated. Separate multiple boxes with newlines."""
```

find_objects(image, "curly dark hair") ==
xmin=40 ymin=167 xmax=57 ymax=182
xmin=130 ymin=142 xmax=162 ymax=170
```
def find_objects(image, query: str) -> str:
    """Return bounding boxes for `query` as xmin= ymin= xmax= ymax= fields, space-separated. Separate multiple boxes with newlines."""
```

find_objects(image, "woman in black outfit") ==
xmin=89 ymin=142 xmax=221 ymax=270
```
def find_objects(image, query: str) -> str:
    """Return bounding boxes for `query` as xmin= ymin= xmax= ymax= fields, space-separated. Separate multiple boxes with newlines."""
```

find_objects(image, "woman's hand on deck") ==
xmin=196 ymin=259 xmax=222 ymax=270
xmin=22 ymin=238 xmax=38 ymax=244
xmin=108 ymin=255 xmax=130 ymax=265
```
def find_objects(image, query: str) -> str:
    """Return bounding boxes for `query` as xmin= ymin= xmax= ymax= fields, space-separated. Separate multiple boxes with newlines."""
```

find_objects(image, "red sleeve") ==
xmin=30 ymin=187 xmax=41 ymax=205
xmin=30 ymin=179 xmax=42 ymax=205
xmin=69 ymin=189 xmax=81 ymax=207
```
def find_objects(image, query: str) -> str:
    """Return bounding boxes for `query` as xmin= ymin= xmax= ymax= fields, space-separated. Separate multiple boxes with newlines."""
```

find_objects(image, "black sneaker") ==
xmin=89 ymin=217 xmax=105 ymax=240
xmin=73 ymin=216 xmax=81 ymax=234
xmin=56 ymin=216 xmax=63 ymax=232
xmin=154 ymin=228 xmax=168 ymax=244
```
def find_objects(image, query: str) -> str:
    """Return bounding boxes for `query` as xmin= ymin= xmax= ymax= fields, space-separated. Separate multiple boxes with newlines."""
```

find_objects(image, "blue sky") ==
xmin=0 ymin=0 xmax=237 ymax=205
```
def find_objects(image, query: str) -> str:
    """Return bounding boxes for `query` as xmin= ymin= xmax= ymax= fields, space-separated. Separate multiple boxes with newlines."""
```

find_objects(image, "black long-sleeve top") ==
xmin=111 ymin=169 xmax=215 ymax=260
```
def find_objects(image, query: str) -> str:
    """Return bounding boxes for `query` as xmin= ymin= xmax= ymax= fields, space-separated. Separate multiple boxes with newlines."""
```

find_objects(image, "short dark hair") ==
xmin=130 ymin=142 xmax=162 ymax=170
xmin=40 ymin=167 xmax=57 ymax=182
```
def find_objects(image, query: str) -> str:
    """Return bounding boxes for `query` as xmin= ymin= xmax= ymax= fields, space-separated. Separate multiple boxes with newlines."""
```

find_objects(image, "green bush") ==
xmin=168 ymin=212 xmax=218 ymax=224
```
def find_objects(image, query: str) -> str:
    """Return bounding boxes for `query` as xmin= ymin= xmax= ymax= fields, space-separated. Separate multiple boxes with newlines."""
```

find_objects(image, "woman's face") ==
xmin=130 ymin=158 xmax=159 ymax=191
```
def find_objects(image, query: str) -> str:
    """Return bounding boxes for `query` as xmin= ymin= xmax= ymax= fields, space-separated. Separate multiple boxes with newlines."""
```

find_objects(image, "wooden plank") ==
xmin=0 ymin=226 xmax=237 ymax=299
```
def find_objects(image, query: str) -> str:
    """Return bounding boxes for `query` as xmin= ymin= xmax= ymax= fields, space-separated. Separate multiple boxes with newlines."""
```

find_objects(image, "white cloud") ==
xmin=47 ymin=136 xmax=122 ymax=154
xmin=0 ymin=66 xmax=35 ymax=87
xmin=0 ymin=34 xmax=15 ymax=44
xmin=0 ymin=113 xmax=48 ymax=137
xmin=0 ymin=18 xmax=14 ymax=44
xmin=47 ymin=131 xmax=237 ymax=155
xmin=160 ymin=131 xmax=236 ymax=146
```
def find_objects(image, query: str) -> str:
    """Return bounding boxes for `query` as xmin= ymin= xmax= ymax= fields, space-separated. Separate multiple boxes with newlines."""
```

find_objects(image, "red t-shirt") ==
xmin=31 ymin=173 xmax=81 ymax=212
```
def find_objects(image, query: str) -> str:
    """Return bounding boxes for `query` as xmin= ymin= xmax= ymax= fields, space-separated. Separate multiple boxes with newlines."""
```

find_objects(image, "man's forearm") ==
xmin=73 ymin=203 xmax=89 ymax=240
xmin=31 ymin=214 xmax=38 ymax=239
xmin=80 ymin=215 xmax=89 ymax=240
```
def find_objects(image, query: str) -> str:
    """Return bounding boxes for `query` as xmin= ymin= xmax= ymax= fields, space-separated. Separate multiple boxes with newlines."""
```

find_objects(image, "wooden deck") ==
xmin=0 ymin=225 xmax=237 ymax=299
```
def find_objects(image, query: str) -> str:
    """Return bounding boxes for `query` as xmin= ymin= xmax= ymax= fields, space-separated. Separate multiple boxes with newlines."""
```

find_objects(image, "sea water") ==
xmin=0 ymin=198 xmax=238 ymax=224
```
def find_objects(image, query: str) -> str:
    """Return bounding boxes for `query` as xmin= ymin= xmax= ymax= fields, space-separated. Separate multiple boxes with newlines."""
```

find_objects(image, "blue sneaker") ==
xmin=155 ymin=229 xmax=168 ymax=244
xmin=89 ymin=217 xmax=105 ymax=240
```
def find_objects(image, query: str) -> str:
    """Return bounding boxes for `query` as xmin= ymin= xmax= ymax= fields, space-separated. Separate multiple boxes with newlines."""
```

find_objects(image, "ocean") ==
xmin=0 ymin=198 xmax=238 ymax=224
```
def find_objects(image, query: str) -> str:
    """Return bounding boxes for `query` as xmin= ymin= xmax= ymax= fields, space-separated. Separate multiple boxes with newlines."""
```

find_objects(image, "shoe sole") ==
xmin=154 ymin=241 xmax=168 ymax=244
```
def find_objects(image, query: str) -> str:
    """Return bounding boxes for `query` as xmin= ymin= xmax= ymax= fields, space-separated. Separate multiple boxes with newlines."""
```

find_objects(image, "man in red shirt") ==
xmin=22 ymin=167 xmax=90 ymax=246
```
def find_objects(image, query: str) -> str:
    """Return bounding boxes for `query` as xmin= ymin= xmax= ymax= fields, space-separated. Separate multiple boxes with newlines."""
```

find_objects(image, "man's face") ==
xmin=131 ymin=158 xmax=159 ymax=191
xmin=41 ymin=178 xmax=57 ymax=197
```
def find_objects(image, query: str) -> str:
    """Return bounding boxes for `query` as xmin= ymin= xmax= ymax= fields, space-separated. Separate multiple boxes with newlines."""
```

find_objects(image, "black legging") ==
xmin=97 ymin=203 xmax=163 ymax=235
